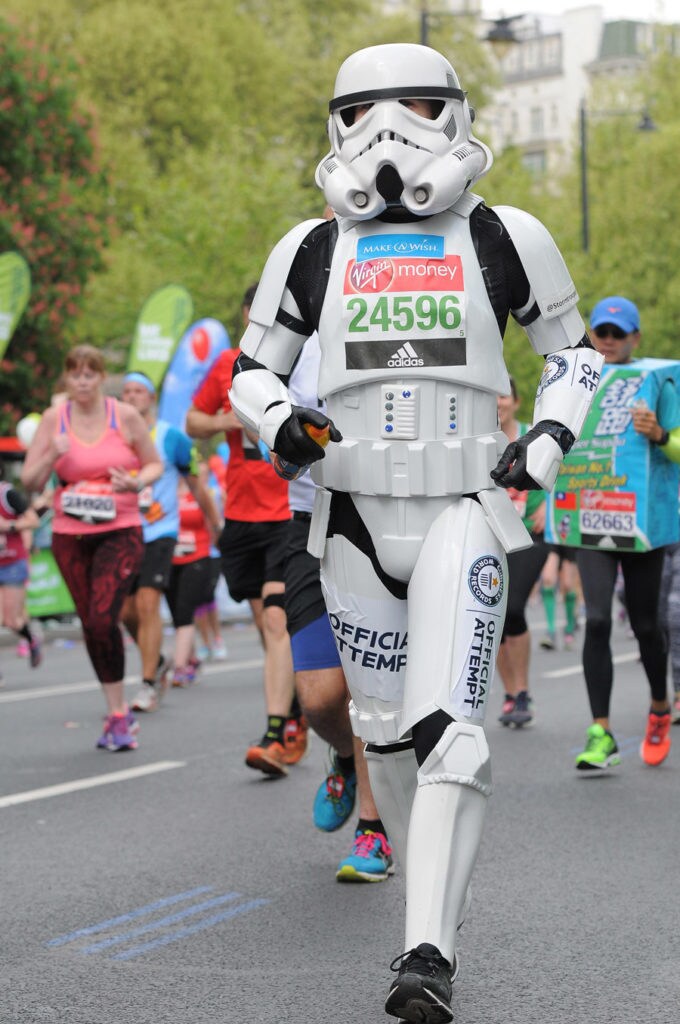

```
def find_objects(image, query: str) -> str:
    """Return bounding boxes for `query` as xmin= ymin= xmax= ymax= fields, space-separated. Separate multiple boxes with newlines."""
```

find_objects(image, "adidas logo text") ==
xmin=387 ymin=342 xmax=424 ymax=367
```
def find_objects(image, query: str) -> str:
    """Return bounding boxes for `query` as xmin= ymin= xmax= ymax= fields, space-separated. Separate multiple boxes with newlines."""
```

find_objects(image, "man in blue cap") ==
xmin=574 ymin=295 xmax=680 ymax=772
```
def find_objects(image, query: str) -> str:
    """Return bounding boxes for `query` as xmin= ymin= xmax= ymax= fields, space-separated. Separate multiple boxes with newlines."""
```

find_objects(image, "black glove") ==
xmin=272 ymin=405 xmax=342 ymax=467
xmin=490 ymin=419 xmax=574 ymax=491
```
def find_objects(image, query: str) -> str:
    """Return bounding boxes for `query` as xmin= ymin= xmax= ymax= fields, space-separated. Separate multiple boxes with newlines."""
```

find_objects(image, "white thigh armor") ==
xmin=321 ymin=495 xmax=507 ymax=744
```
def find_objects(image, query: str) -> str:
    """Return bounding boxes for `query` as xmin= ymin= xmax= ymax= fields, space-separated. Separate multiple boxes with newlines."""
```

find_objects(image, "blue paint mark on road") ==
xmin=46 ymin=887 xmax=213 ymax=947
xmin=45 ymin=886 xmax=270 ymax=960
xmin=110 ymin=899 xmax=270 ymax=960
xmin=79 ymin=892 xmax=241 ymax=953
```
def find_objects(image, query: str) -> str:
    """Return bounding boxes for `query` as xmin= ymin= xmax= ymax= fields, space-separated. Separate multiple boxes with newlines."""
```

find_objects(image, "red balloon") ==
xmin=191 ymin=326 xmax=210 ymax=361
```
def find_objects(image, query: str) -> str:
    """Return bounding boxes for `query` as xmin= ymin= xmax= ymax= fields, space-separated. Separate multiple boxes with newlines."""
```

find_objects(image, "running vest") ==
xmin=139 ymin=420 xmax=182 ymax=542
xmin=173 ymin=489 xmax=211 ymax=564
xmin=312 ymin=202 xmax=510 ymax=497
xmin=53 ymin=398 xmax=141 ymax=535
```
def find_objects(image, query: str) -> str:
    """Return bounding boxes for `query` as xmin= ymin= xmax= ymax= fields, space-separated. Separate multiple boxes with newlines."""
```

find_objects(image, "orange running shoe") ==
xmin=640 ymin=711 xmax=671 ymax=767
xmin=282 ymin=715 xmax=309 ymax=765
xmin=245 ymin=736 xmax=289 ymax=777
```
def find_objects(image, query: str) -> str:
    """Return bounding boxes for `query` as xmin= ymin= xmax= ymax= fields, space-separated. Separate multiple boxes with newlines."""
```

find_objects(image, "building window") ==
xmin=529 ymin=106 xmax=544 ymax=137
xmin=523 ymin=150 xmax=547 ymax=176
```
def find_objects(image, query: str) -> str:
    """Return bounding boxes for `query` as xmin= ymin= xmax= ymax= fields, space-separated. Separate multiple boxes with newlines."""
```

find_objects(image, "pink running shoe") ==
xmin=96 ymin=712 xmax=138 ymax=751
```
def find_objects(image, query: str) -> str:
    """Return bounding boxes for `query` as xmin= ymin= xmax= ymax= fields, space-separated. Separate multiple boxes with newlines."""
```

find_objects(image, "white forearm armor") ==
xmin=229 ymin=368 xmax=292 ymax=450
xmin=523 ymin=346 xmax=604 ymax=491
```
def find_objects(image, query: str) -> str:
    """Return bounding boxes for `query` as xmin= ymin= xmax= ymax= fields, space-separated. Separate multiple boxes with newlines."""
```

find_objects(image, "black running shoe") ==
xmin=385 ymin=942 xmax=453 ymax=1023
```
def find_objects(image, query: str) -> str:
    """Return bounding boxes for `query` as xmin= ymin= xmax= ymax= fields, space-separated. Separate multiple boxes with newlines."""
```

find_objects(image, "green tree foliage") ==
xmin=4 ymin=0 xmax=680 ymax=432
xmin=0 ymin=15 xmax=109 ymax=432
xmin=1 ymin=0 xmax=498 ymax=386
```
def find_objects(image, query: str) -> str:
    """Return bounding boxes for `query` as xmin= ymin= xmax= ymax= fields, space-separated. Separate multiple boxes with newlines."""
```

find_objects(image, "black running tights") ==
xmin=575 ymin=546 xmax=667 ymax=718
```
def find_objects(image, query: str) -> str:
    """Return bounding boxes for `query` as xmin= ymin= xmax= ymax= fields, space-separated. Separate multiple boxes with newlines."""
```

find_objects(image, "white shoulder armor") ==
xmin=246 ymin=218 xmax=325 ymax=332
xmin=241 ymin=218 xmax=325 ymax=373
xmin=493 ymin=206 xmax=578 ymax=321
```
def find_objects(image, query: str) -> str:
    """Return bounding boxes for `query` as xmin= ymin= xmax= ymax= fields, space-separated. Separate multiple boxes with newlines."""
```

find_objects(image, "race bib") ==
xmin=342 ymin=249 xmax=466 ymax=371
xmin=174 ymin=530 xmax=196 ymax=558
xmin=61 ymin=482 xmax=116 ymax=524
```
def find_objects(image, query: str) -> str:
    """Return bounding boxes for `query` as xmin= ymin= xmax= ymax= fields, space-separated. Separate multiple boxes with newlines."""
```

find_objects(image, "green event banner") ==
xmin=126 ymin=284 xmax=194 ymax=390
xmin=0 ymin=251 xmax=31 ymax=359
xmin=26 ymin=549 xmax=76 ymax=618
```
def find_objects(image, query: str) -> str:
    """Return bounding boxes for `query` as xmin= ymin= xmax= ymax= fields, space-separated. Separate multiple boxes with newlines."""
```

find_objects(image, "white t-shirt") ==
xmin=287 ymin=333 xmax=323 ymax=514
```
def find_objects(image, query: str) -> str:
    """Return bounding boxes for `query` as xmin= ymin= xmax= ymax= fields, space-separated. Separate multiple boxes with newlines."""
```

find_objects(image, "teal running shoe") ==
xmin=313 ymin=755 xmax=356 ymax=832
xmin=336 ymin=829 xmax=394 ymax=883
xmin=575 ymin=723 xmax=620 ymax=772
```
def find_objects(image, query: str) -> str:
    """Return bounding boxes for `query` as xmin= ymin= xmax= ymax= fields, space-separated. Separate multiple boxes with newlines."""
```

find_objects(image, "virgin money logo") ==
xmin=349 ymin=258 xmax=394 ymax=293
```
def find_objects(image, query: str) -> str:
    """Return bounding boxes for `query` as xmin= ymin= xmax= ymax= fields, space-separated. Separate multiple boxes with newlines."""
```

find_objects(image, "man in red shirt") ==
xmin=186 ymin=285 xmax=306 ymax=776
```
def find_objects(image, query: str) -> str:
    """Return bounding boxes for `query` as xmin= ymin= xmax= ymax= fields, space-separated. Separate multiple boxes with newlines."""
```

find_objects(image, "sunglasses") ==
xmin=593 ymin=325 xmax=628 ymax=340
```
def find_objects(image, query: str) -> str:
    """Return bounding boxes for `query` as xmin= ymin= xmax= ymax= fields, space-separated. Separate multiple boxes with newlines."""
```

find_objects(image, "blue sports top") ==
xmin=140 ymin=420 xmax=198 ymax=542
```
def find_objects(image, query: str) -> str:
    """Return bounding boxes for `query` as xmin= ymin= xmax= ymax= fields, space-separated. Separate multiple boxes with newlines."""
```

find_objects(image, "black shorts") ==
xmin=545 ymin=543 xmax=576 ymax=564
xmin=129 ymin=536 xmax=176 ymax=593
xmin=219 ymin=519 xmax=290 ymax=603
xmin=166 ymin=557 xmax=213 ymax=627
xmin=284 ymin=515 xmax=327 ymax=638
xmin=207 ymin=556 xmax=221 ymax=598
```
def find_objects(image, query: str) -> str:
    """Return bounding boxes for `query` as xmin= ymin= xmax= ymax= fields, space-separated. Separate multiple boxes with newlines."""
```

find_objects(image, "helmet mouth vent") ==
xmin=357 ymin=131 xmax=427 ymax=157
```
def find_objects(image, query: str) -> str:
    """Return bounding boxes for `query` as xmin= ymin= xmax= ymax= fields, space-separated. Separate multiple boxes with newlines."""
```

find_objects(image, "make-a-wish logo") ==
xmin=356 ymin=234 xmax=445 ymax=263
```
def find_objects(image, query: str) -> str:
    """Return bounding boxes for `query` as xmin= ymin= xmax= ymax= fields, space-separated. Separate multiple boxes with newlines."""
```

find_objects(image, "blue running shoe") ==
xmin=313 ymin=755 xmax=357 ymax=832
xmin=336 ymin=829 xmax=394 ymax=883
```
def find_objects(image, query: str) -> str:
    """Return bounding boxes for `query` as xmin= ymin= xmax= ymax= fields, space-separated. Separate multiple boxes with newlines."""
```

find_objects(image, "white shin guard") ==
xmin=404 ymin=721 xmax=491 ymax=965
xmin=364 ymin=744 xmax=419 ymax=868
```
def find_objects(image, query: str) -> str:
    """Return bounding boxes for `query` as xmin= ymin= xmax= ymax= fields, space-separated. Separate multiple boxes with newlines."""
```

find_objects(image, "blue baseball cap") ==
xmin=590 ymin=296 xmax=640 ymax=334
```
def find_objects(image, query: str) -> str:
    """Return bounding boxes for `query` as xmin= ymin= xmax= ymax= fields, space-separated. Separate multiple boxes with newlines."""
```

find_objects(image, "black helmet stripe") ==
xmin=329 ymin=85 xmax=465 ymax=112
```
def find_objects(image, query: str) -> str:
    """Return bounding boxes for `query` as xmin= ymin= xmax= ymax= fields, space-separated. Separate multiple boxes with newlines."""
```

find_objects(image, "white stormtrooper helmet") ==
xmin=315 ymin=43 xmax=493 ymax=220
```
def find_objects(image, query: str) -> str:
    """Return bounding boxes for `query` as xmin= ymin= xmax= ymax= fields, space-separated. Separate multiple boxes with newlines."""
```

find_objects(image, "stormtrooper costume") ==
xmin=230 ymin=44 xmax=603 ymax=1024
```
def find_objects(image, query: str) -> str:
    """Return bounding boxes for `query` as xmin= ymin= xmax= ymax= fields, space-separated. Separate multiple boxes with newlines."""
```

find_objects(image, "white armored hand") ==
xmin=269 ymin=405 xmax=342 ymax=467
xmin=492 ymin=346 xmax=604 ymax=492
xmin=491 ymin=420 xmax=575 ymax=491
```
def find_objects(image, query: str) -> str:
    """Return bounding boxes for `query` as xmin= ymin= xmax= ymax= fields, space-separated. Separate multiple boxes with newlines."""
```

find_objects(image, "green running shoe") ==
xmin=575 ymin=723 xmax=621 ymax=772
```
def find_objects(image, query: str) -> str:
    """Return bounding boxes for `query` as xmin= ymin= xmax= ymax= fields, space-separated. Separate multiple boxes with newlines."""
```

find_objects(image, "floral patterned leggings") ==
xmin=52 ymin=527 xmax=143 ymax=683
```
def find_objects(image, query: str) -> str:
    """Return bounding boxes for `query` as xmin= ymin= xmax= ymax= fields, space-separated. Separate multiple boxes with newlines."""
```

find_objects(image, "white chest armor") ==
xmin=313 ymin=202 xmax=511 ymax=497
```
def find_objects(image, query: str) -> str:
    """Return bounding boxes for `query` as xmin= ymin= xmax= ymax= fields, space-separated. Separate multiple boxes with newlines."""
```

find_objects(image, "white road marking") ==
xmin=0 ymin=761 xmax=185 ymax=809
xmin=542 ymin=651 xmax=639 ymax=679
xmin=0 ymin=658 xmax=263 ymax=704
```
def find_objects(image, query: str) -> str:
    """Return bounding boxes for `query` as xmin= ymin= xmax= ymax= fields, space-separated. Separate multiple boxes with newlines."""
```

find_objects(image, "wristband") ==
xmin=652 ymin=428 xmax=670 ymax=447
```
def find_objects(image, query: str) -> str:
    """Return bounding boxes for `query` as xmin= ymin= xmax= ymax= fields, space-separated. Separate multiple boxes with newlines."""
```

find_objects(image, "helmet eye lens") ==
xmin=341 ymin=102 xmax=374 ymax=126
xmin=399 ymin=98 xmax=444 ymax=120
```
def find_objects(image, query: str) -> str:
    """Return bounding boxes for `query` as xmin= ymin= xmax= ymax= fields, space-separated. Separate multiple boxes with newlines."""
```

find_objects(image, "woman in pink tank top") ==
xmin=22 ymin=345 xmax=163 ymax=752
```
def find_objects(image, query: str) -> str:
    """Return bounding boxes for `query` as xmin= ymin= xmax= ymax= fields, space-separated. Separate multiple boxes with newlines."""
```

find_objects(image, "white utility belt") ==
xmin=311 ymin=431 xmax=506 ymax=498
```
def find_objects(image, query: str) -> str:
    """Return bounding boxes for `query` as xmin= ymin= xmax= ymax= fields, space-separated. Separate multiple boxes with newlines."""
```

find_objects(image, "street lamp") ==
xmin=579 ymin=99 xmax=657 ymax=253
xmin=420 ymin=3 xmax=521 ymax=54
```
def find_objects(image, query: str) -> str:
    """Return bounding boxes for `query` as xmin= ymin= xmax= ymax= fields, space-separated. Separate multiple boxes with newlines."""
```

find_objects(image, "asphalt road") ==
xmin=1 ymin=607 xmax=679 ymax=1024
